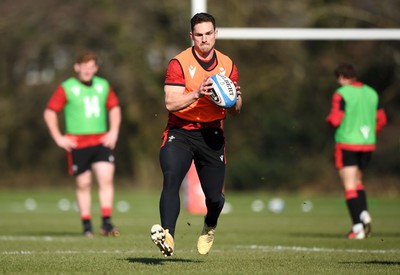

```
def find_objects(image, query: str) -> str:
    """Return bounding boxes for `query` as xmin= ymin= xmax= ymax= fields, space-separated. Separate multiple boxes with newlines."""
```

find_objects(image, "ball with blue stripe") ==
xmin=209 ymin=74 xmax=237 ymax=108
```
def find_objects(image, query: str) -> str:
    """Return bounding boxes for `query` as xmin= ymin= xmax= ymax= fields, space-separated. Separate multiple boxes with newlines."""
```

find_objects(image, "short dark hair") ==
xmin=190 ymin=13 xmax=216 ymax=32
xmin=334 ymin=63 xmax=357 ymax=79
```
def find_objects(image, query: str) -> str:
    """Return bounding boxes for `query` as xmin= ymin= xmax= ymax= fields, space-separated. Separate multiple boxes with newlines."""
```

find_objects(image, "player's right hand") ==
xmin=56 ymin=136 xmax=77 ymax=152
xmin=197 ymin=77 xmax=213 ymax=98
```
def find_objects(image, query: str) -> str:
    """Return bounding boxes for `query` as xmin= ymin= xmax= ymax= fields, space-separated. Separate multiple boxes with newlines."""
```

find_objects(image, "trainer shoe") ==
xmin=150 ymin=224 xmax=174 ymax=257
xmin=360 ymin=210 xmax=372 ymax=237
xmin=197 ymin=223 xmax=216 ymax=255
xmin=347 ymin=223 xmax=365 ymax=240
xmin=100 ymin=223 xmax=120 ymax=237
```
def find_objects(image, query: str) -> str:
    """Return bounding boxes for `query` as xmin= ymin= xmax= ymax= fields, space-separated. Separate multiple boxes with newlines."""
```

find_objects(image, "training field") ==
xmin=0 ymin=188 xmax=399 ymax=274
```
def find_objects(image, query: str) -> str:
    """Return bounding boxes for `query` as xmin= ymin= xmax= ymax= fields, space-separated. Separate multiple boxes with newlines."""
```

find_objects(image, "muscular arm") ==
xmin=164 ymin=78 xmax=213 ymax=112
xmin=164 ymin=85 xmax=197 ymax=112
xmin=164 ymin=58 xmax=240 ymax=114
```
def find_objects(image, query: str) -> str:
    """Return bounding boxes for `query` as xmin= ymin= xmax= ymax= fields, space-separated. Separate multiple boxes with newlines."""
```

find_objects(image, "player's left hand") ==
xmin=101 ymin=130 xmax=119 ymax=149
xmin=227 ymin=81 xmax=242 ymax=116
xmin=234 ymin=81 xmax=241 ymax=98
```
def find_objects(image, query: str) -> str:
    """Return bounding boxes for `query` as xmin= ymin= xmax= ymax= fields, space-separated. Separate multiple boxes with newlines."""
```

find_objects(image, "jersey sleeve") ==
xmin=46 ymin=86 xmax=67 ymax=112
xmin=106 ymin=87 xmax=120 ymax=110
xmin=164 ymin=59 xmax=185 ymax=86
xmin=376 ymin=99 xmax=387 ymax=133
xmin=229 ymin=63 xmax=239 ymax=83
xmin=326 ymin=92 xmax=345 ymax=127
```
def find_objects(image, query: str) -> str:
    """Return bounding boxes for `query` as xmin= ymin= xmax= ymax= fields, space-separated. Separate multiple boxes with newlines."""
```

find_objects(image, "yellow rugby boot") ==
xmin=150 ymin=224 xmax=174 ymax=256
xmin=197 ymin=224 xmax=216 ymax=255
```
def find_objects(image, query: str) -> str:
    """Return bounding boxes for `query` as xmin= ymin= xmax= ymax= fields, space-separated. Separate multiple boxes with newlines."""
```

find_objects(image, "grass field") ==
xmin=0 ymin=188 xmax=399 ymax=274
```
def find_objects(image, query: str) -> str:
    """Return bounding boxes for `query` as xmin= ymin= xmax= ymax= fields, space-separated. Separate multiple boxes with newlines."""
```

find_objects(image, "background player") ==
xmin=44 ymin=51 xmax=121 ymax=237
xmin=326 ymin=63 xmax=386 ymax=239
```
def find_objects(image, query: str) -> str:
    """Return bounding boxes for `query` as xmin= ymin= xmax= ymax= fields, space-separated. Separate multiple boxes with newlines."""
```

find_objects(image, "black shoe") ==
xmin=101 ymin=223 xmax=120 ymax=237
xmin=82 ymin=219 xmax=93 ymax=237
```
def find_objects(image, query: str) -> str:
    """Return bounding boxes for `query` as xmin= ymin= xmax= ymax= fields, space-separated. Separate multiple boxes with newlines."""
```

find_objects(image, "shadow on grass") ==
xmin=373 ymin=232 xmax=400 ymax=238
xmin=340 ymin=260 xmax=400 ymax=266
xmin=124 ymin=257 xmax=202 ymax=265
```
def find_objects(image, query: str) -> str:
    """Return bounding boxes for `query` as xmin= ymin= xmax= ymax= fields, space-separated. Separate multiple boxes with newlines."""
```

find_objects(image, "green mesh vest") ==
xmin=335 ymin=84 xmax=378 ymax=145
xmin=62 ymin=76 xmax=109 ymax=134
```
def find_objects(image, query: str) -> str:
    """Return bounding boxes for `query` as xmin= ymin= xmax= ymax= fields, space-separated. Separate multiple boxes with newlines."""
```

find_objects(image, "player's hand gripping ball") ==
xmin=209 ymin=74 xmax=237 ymax=108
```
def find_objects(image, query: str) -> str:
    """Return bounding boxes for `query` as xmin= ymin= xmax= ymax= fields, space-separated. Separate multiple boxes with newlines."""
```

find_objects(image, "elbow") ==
xmin=326 ymin=112 xmax=343 ymax=127
xmin=165 ymin=103 xmax=177 ymax=113
xmin=165 ymin=100 xmax=183 ymax=112
xmin=326 ymin=117 xmax=338 ymax=128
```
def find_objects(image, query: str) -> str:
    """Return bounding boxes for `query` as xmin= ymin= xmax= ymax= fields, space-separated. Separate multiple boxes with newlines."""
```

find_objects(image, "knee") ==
xmin=206 ymin=193 xmax=225 ymax=208
xmin=98 ymin=178 xmax=114 ymax=189
xmin=163 ymin=172 xmax=182 ymax=191
xmin=76 ymin=181 xmax=91 ymax=191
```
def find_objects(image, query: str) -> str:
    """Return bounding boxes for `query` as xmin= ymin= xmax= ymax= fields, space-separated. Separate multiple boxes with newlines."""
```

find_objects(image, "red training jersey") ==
xmin=164 ymin=47 xmax=239 ymax=130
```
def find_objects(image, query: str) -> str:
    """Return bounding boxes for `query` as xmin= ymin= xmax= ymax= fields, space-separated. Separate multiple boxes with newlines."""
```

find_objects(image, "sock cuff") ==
xmin=345 ymin=189 xmax=358 ymax=200
xmin=81 ymin=215 xmax=91 ymax=220
xmin=101 ymin=207 xmax=112 ymax=217
xmin=356 ymin=183 xmax=365 ymax=191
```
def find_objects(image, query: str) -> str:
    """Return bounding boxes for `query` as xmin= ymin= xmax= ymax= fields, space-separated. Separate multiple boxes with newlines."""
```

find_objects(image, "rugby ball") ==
xmin=209 ymin=74 xmax=237 ymax=108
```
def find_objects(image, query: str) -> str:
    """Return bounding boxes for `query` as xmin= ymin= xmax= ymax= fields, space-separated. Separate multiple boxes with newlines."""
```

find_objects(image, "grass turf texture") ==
xmin=0 ymin=189 xmax=399 ymax=274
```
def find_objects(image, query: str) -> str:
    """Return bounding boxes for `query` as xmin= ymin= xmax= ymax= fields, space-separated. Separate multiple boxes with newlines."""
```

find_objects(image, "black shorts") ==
xmin=67 ymin=145 xmax=115 ymax=176
xmin=161 ymin=127 xmax=226 ymax=167
xmin=334 ymin=148 xmax=372 ymax=170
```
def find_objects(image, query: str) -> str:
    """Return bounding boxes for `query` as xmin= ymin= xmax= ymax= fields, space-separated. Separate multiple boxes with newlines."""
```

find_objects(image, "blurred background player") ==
xmin=326 ymin=63 xmax=386 ymax=239
xmin=44 ymin=51 xmax=121 ymax=237
xmin=150 ymin=12 xmax=242 ymax=256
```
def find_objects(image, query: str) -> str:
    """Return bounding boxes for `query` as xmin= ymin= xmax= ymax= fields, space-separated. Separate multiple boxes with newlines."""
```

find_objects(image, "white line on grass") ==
xmin=0 ymin=236 xmax=80 ymax=242
xmin=1 ymin=250 xmax=135 ymax=255
xmin=1 ymin=244 xmax=399 ymax=255
xmin=1 ymin=236 xmax=56 ymax=241
xmin=1 ymin=236 xmax=399 ymax=255
xmin=242 ymin=245 xmax=400 ymax=254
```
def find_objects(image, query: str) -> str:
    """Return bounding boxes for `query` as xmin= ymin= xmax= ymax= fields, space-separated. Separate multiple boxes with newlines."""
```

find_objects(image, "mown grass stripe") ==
xmin=2 ymin=245 xmax=399 ymax=255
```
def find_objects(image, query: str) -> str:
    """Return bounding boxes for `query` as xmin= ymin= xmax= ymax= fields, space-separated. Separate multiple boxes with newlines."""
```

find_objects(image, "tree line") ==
xmin=0 ymin=0 xmax=399 ymax=193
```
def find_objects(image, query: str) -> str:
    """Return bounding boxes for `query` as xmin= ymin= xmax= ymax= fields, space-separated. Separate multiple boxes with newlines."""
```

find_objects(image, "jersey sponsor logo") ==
xmin=83 ymin=95 xmax=100 ymax=118
xmin=360 ymin=125 xmax=370 ymax=139
xmin=189 ymin=65 xmax=197 ymax=79
xmin=219 ymin=67 xmax=226 ymax=76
